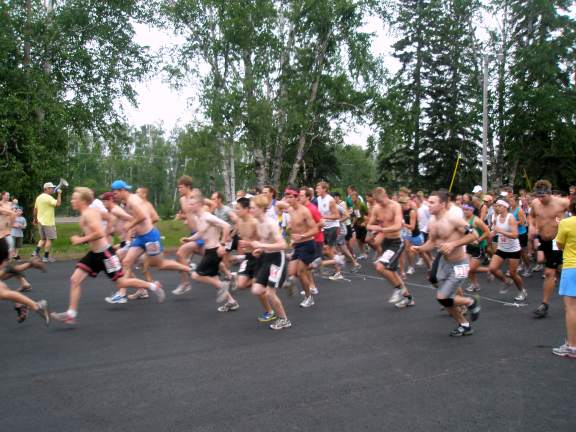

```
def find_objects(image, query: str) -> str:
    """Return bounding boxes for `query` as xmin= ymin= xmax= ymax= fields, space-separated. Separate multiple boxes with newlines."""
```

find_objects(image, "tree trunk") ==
xmin=287 ymin=31 xmax=331 ymax=184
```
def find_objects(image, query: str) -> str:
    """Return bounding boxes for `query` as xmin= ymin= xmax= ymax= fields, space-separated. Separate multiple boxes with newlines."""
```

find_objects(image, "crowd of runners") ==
xmin=1 ymin=178 xmax=575 ymax=358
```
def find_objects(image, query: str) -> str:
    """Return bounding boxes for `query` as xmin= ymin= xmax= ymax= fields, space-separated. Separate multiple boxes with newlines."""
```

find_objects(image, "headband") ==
xmin=495 ymin=199 xmax=509 ymax=208
xmin=462 ymin=204 xmax=474 ymax=211
xmin=534 ymin=187 xmax=551 ymax=196
xmin=284 ymin=187 xmax=299 ymax=197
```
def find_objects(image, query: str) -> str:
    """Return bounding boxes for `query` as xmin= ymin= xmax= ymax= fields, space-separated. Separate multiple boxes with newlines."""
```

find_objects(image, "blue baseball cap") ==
xmin=111 ymin=180 xmax=132 ymax=191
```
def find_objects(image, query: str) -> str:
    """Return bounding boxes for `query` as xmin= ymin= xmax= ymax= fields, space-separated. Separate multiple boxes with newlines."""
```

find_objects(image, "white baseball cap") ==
xmin=43 ymin=182 xmax=56 ymax=189
xmin=472 ymin=185 xmax=482 ymax=194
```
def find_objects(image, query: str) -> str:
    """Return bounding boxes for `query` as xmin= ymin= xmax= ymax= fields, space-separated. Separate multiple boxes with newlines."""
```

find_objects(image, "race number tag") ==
xmin=552 ymin=239 xmax=559 ymax=251
xmin=104 ymin=255 xmax=122 ymax=274
xmin=239 ymin=260 xmax=248 ymax=273
xmin=224 ymin=241 xmax=233 ymax=250
xmin=378 ymin=250 xmax=395 ymax=264
xmin=145 ymin=241 xmax=161 ymax=256
xmin=268 ymin=264 xmax=281 ymax=284
xmin=354 ymin=209 xmax=361 ymax=218
xmin=453 ymin=264 xmax=470 ymax=279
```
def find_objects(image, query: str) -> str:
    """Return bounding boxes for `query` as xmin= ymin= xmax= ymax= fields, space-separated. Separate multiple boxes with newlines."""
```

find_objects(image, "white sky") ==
xmin=124 ymin=10 xmax=502 ymax=146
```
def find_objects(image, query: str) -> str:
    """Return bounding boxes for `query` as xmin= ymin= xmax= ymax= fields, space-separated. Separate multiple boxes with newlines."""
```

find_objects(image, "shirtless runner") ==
xmin=107 ymin=180 xmax=190 ymax=304
xmin=282 ymin=186 xmax=319 ymax=308
xmin=51 ymin=187 xmax=163 ymax=324
xmin=413 ymin=190 xmax=481 ymax=336
xmin=182 ymin=190 xmax=236 ymax=308
xmin=228 ymin=197 xmax=275 ymax=321
xmin=241 ymin=194 xmax=291 ymax=330
xmin=367 ymin=187 xmax=414 ymax=308
xmin=529 ymin=179 xmax=570 ymax=318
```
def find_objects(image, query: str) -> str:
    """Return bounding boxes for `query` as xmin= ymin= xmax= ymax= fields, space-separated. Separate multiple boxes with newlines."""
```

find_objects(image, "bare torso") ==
xmin=288 ymin=205 xmax=315 ymax=244
xmin=79 ymin=208 xmax=109 ymax=252
xmin=531 ymin=196 xmax=570 ymax=240
xmin=429 ymin=211 xmax=468 ymax=262
xmin=125 ymin=194 xmax=154 ymax=235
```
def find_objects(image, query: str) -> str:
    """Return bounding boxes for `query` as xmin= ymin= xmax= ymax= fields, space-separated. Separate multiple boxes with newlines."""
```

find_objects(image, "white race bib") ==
xmin=239 ymin=260 xmax=248 ymax=273
xmin=104 ymin=255 xmax=122 ymax=274
xmin=145 ymin=241 xmax=161 ymax=255
xmin=378 ymin=250 xmax=395 ymax=264
xmin=552 ymin=239 xmax=559 ymax=251
xmin=268 ymin=264 xmax=281 ymax=284
xmin=454 ymin=264 xmax=470 ymax=279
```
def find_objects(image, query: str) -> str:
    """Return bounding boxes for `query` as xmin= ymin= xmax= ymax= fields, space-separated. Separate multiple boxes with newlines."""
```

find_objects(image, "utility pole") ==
xmin=482 ymin=54 xmax=489 ymax=193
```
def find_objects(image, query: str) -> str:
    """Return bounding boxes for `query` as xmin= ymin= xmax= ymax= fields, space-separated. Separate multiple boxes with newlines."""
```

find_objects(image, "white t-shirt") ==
xmin=89 ymin=198 xmax=108 ymax=230
xmin=417 ymin=203 xmax=430 ymax=233
xmin=317 ymin=194 xmax=339 ymax=229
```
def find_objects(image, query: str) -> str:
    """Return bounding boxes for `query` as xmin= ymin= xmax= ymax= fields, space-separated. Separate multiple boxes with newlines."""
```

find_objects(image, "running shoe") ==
xmin=50 ymin=311 xmax=76 ymax=325
xmin=329 ymin=272 xmax=344 ymax=281
xmin=172 ymin=283 xmax=192 ymax=296
xmin=151 ymin=281 xmax=165 ymax=303
xmin=514 ymin=288 xmax=528 ymax=302
xmin=216 ymin=280 xmax=230 ymax=303
xmin=257 ymin=311 xmax=277 ymax=322
xmin=357 ymin=254 xmax=368 ymax=261
xmin=533 ymin=264 xmax=543 ymax=272
xmin=105 ymin=292 xmax=128 ymax=304
xmin=300 ymin=287 xmax=319 ymax=296
xmin=41 ymin=256 xmax=56 ymax=263
xmin=465 ymin=283 xmax=480 ymax=293
xmin=467 ymin=296 xmax=481 ymax=321
xmin=499 ymin=279 xmax=513 ymax=294
xmin=449 ymin=325 xmax=474 ymax=337
xmin=552 ymin=343 xmax=576 ymax=359
xmin=351 ymin=262 xmax=361 ymax=273
xmin=283 ymin=277 xmax=297 ymax=296
xmin=15 ymin=305 xmax=28 ymax=323
xmin=270 ymin=318 xmax=292 ymax=330
xmin=406 ymin=266 xmax=415 ymax=275
xmin=388 ymin=288 xmax=403 ymax=304
xmin=35 ymin=300 xmax=50 ymax=325
xmin=394 ymin=296 xmax=415 ymax=308
xmin=128 ymin=289 xmax=150 ymax=300
xmin=299 ymin=296 xmax=315 ymax=308
xmin=533 ymin=302 xmax=548 ymax=318
xmin=521 ymin=269 xmax=532 ymax=278
xmin=217 ymin=301 xmax=239 ymax=312
xmin=415 ymin=257 xmax=424 ymax=267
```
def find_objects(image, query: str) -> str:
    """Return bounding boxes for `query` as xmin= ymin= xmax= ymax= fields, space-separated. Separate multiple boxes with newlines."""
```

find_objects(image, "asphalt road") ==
xmin=1 ymin=257 xmax=574 ymax=432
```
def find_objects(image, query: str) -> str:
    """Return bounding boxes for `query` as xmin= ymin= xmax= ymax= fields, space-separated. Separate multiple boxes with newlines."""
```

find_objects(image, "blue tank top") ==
xmin=512 ymin=207 xmax=527 ymax=235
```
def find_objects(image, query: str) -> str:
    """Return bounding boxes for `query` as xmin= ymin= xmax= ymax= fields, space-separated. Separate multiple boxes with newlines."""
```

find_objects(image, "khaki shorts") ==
xmin=39 ymin=225 xmax=57 ymax=240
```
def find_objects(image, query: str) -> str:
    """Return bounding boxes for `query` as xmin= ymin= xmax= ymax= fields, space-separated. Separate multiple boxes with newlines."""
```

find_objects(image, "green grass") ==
xmin=19 ymin=219 xmax=189 ymax=260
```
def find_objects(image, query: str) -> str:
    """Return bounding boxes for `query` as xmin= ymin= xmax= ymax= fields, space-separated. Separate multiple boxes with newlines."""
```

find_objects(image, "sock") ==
xmin=461 ymin=322 xmax=470 ymax=327
xmin=67 ymin=309 xmax=77 ymax=318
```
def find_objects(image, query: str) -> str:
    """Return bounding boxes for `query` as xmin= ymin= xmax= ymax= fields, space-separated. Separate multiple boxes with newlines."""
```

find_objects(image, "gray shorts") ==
xmin=435 ymin=257 xmax=469 ymax=298
xmin=39 ymin=225 xmax=57 ymax=240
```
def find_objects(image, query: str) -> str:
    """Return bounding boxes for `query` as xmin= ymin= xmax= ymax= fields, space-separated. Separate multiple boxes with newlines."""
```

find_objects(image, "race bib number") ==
xmin=239 ymin=260 xmax=248 ymax=273
xmin=104 ymin=255 xmax=122 ymax=274
xmin=378 ymin=249 xmax=395 ymax=264
xmin=145 ymin=241 xmax=161 ymax=255
xmin=354 ymin=209 xmax=361 ymax=218
xmin=268 ymin=264 xmax=281 ymax=284
xmin=224 ymin=241 xmax=233 ymax=250
xmin=552 ymin=239 xmax=559 ymax=251
xmin=454 ymin=264 xmax=470 ymax=279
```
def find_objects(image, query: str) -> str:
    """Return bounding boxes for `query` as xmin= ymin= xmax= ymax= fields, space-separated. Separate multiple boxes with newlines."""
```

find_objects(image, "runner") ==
xmin=509 ymin=194 xmax=531 ymax=277
xmin=315 ymin=182 xmax=342 ymax=277
xmin=230 ymin=197 xmax=275 ymax=321
xmin=0 ymin=235 xmax=50 ymax=325
xmin=350 ymin=190 xmax=369 ymax=260
xmin=183 ymin=190 xmax=237 ymax=308
xmin=529 ymin=180 xmax=570 ymax=317
xmin=107 ymin=180 xmax=191 ymax=304
xmin=488 ymin=199 xmax=527 ymax=302
xmin=412 ymin=190 xmax=481 ymax=336
xmin=462 ymin=204 xmax=490 ymax=293
xmin=553 ymin=199 xmax=576 ymax=358
xmin=366 ymin=187 xmax=414 ymax=308
xmin=51 ymin=187 xmax=163 ymax=324
xmin=240 ymin=194 xmax=291 ymax=330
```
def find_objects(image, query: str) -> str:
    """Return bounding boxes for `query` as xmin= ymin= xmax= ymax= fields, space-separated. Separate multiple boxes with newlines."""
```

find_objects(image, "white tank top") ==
xmin=317 ymin=195 xmax=339 ymax=229
xmin=496 ymin=213 xmax=521 ymax=253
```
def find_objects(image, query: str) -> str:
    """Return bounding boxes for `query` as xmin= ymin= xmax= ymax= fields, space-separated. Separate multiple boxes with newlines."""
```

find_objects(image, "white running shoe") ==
xmin=406 ymin=266 xmax=415 ymax=275
xmin=415 ymin=258 xmax=424 ymax=267
xmin=151 ymin=281 xmax=165 ymax=303
xmin=105 ymin=291 xmax=127 ymax=304
xmin=128 ymin=289 xmax=149 ymax=300
xmin=301 ymin=287 xmax=319 ymax=295
xmin=388 ymin=288 xmax=403 ymax=304
xmin=329 ymin=272 xmax=344 ymax=281
xmin=172 ymin=283 xmax=192 ymax=296
xmin=299 ymin=296 xmax=315 ymax=308
xmin=514 ymin=288 xmax=528 ymax=302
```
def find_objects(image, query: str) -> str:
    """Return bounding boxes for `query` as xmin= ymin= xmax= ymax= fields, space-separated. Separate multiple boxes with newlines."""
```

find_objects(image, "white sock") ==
xmin=67 ymin=309 xmax=77 ymax=318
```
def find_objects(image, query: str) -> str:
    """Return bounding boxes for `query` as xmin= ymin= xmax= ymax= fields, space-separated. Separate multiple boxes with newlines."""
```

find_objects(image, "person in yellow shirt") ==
xmin=33 ymin=182 xmax=62 ymax=263
xmin=553 ymin=199 xmax=576 ymax=358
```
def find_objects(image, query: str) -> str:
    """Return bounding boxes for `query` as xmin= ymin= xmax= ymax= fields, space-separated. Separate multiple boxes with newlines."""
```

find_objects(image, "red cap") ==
xmin=100 ymin=192 xmax=115 ymax=201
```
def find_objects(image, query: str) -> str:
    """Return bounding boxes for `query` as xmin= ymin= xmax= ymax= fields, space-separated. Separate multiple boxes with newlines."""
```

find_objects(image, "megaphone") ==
xmin=54 ymin=178 xmax=69 ymax=193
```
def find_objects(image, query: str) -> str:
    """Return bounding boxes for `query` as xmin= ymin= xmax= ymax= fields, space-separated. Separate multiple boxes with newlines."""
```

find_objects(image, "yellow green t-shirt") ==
xmin=556 ymin=216 xmax=576 ymax=269
xmin=35 ymin=193 xmax=57 ymax=226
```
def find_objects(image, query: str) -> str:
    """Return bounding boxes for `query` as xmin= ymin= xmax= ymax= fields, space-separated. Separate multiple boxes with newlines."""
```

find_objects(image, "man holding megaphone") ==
xmin=33 ymin=181 xmax=64 ymax=262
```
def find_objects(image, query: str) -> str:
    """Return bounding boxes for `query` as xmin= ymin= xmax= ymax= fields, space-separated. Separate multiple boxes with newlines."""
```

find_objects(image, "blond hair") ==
xmin=251 ymin=194 xmax=270 ymax=210
xmin=74 ymin=187 xmax=94 ymax=204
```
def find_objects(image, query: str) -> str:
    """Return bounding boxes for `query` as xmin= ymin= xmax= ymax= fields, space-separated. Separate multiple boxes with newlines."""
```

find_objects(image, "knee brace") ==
xmin=437 ymin=297 xmax=454 ymax=308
